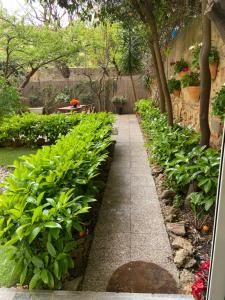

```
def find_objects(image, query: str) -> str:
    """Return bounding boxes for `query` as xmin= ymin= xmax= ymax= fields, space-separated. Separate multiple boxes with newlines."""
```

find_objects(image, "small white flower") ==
xmin=223 ymin=83 xmax=225 ymax=86
xmin=189 ymin=45 xmax=195 ymax=50
xmin=198 ymin=42 xmax=203 ymax=47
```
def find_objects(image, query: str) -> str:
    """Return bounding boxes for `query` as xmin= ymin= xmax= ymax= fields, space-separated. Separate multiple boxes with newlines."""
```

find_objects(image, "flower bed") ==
xmin=0 ymin=113 xmax=114 ymax=290
xmin=0 ymin=112 xmax=83 ymax=147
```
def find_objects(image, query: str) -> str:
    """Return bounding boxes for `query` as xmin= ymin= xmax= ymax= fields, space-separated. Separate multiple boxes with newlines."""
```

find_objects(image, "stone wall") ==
xmin=25 ymin=67 xmax=147 ymax=114
xmin=161 ymin=18 xmax=225 ymax=147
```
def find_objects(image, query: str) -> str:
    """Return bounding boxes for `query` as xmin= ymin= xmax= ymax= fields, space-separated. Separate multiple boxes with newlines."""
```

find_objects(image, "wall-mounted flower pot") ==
xmin=209 ymin=63 xmax=218 ymax=81
xmin=172 ymin=89 xmax=181 ymax=97
xmin=178 ymin=70 xmax=190 ymax=79
xmin=186 ymin=86 xmax=201 ymax=102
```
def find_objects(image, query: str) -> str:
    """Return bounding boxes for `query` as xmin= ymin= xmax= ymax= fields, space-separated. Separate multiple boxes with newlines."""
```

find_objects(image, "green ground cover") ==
xmin=0 ymin=147 xmax=37 ymax=166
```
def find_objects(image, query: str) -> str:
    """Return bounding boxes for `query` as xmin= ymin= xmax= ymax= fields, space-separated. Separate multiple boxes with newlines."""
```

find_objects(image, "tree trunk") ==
xmin=130 ymin=74 xmax=138 ymax=102
xmin=149 ymin=41 xmax=166 ymax=113
xmin=153 ymin=39 xmax=173 ymax=126
xmin=200 ymin=0 xmax=211 ymax=147
xmin=20 ymin=68 xmax=38 ymax=90
xmin=206 ymin=0 xmax=225 ymax=43
xmin=146 ymin=11 xmax=173 ymax=126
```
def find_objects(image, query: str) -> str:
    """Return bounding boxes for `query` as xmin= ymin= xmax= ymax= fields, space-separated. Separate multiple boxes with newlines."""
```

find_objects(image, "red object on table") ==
xmin=58 ymin=105 xmax=85 ymax=113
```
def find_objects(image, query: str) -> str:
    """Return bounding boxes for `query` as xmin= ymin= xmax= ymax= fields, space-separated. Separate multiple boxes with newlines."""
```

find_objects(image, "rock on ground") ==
xmin=174 ymin=249 xmax=190 ymax=268
xmin=179 ymin=269 xmax=195 ymax=294
xmin=167 ymin=222 xmax=186 ymax=236
xmin=172 ymin=237 xmax=193 ymax=254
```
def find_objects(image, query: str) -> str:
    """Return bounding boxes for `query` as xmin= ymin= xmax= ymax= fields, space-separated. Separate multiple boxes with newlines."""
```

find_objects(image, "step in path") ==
xmin=0 ymin=290 xmax=193 ymax=300
xmin=82 ymin=115 xmax=179 ymax=292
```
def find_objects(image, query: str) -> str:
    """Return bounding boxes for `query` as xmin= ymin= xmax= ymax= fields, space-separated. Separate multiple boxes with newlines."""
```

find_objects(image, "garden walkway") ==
xmin=82 ymin=115 xmax=179 ymax=292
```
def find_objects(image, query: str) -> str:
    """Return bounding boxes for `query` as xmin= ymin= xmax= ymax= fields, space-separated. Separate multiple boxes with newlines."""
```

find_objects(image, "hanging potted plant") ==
xmin=174 ymin=58 xmax=190 ymax=79
xmin=209 ymin=47 xmax=219 ymax=80
xmin=181 ymin=72 xmax=200 ymax=102
xmin=111 ymin=96 xmax=127 ymax=114
xmin=212 ymin=85 xmax=225 ymax=119
xmin=190 ymin=43 xmax=219 ymax=80
xmin=167 ymin=78 xmax=181 ymax=97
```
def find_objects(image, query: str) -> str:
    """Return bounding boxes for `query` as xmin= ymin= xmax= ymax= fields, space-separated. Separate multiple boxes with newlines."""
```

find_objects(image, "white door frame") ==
xmin=207 ymin=125 xmax=225 ymax=300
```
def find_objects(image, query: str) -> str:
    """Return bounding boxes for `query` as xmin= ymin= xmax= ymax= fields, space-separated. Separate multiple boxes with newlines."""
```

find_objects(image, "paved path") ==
xmin=82 ymin=115 xmax=178 ymax=292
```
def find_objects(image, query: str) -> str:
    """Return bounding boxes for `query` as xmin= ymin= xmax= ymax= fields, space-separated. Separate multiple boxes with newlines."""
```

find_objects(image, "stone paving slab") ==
xmin=82 ymin=115 xmax=179 ymax=292
xmin=0 ymin=290 xmax=193 ymax=300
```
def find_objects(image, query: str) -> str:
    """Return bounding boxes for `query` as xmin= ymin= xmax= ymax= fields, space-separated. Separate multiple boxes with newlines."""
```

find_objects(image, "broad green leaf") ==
xmin=29 ymin=226 xmax=41 ymax=244
xmin=20 ymin=265 xmax=28 ymax=285
xmin=32 ymin=256 xmax=44 ymax=268
xmin=29 ymin=271 xmax=41 ymax=290
xmin=44 ymin=222 xmax=61 ymax=229
xmin=47 ymin=241 xmax=56 ymax=257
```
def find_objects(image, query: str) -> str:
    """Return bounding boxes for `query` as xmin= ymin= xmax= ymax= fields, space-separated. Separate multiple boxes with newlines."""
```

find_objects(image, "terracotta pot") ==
xmin=172 ymin=89 xmax=181 ymax=97
xmin=186 ymin=86 xmax=201 ymax=102
xmin=178 ymin=70 xmax=190 ymax=79
xmin=209 ymin=62 xmax=218 ymax=81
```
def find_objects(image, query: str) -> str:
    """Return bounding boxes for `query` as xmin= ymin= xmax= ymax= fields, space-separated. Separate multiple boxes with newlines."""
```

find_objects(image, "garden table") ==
xmin=58 ymin=105 xmax=86 ymax=113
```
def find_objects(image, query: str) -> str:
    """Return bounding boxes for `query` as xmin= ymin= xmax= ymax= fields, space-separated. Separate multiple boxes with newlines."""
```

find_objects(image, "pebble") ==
xmin=0 ymin=166 xmax=11 ymax=192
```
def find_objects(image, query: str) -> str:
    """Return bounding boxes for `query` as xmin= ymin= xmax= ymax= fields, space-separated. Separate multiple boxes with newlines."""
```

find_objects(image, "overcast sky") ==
xmin=0 ymin=0 xmax=26 ymax=14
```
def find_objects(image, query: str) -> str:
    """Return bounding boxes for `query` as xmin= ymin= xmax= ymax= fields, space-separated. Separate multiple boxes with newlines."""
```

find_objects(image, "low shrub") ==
xmin=0 ymin=113 xmax=114 ymax=290
xmin=136 ymin=99 xmax=220 ymax=214
xmin=0 ymin=112 xmax=83 ymax=146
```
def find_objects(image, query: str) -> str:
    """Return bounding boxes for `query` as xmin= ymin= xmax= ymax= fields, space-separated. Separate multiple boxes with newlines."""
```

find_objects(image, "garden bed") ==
xmin=136 ymin=99 xmax=218 ymax=295
xmin=150 ymin=163 xmax=213 ymax=294
xmin=0 ymin=112 xmax=114 ymax=291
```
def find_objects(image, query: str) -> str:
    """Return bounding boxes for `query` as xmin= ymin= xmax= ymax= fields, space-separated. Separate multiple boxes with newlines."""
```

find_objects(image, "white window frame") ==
xmin=207 ymin=124 xmax=225 ymax=300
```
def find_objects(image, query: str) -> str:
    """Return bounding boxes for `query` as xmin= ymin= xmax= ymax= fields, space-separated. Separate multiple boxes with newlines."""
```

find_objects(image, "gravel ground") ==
xmin=0 ymin=166 xmax=12 ymax=192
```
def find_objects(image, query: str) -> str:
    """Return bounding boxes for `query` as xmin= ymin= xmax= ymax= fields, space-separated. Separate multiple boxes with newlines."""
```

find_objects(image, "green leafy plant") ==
xmin=212 ymin=85 xmax=225 ymax=119
xmin=111 ymin=96 xmax=127 ymax=105
xmin=0 ymin=77 xmax=21 ymax=119
xmin=142 ymin=74 xmax=153 ymax=90
xmin=0 ymin=113 xmax=114 ymax=290
xmin=166 ymin=146 xmax=219 ymax=213
xmin=190 ymin=43 xmax=219 ymax=68
xmin=136 ymin=99 xmax=219 ymax=214
xmin=209 ymin=48 xmax=219 ymax=64
xmin=0 ymin=112 xmax=82 ymax=146
xmin=167 ymin=78 xmax=181 ymax=93
xmin=174 ymin=58 xmax=189 ymax=74
xmin=55 ymin=89 xmax=71 ymax=105
xmin=181 ymin=72 xmax=200 ymax=88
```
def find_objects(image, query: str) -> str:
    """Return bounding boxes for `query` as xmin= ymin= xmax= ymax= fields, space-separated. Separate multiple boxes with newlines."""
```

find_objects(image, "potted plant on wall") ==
xmin=212 ymin=85 xmax=225 ymax=119
xmin=167 ymin=78 xmax=181 ymax=97
xmin=209 ymin=47 xmax=219 ymax=80
xmin=190 ymin=43 xmax=219 ymax=80
xmin=181 ymin=72 xmax=201 ymax=102
xmin=111 ymin=96 xmax=127 ymax=114
xmin=174 ymin=58 xmax=190 ymax=79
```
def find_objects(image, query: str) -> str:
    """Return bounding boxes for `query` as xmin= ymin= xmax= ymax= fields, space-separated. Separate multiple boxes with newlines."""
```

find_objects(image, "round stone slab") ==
xmin=106 ymin=261 xmax=178 ymax=294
